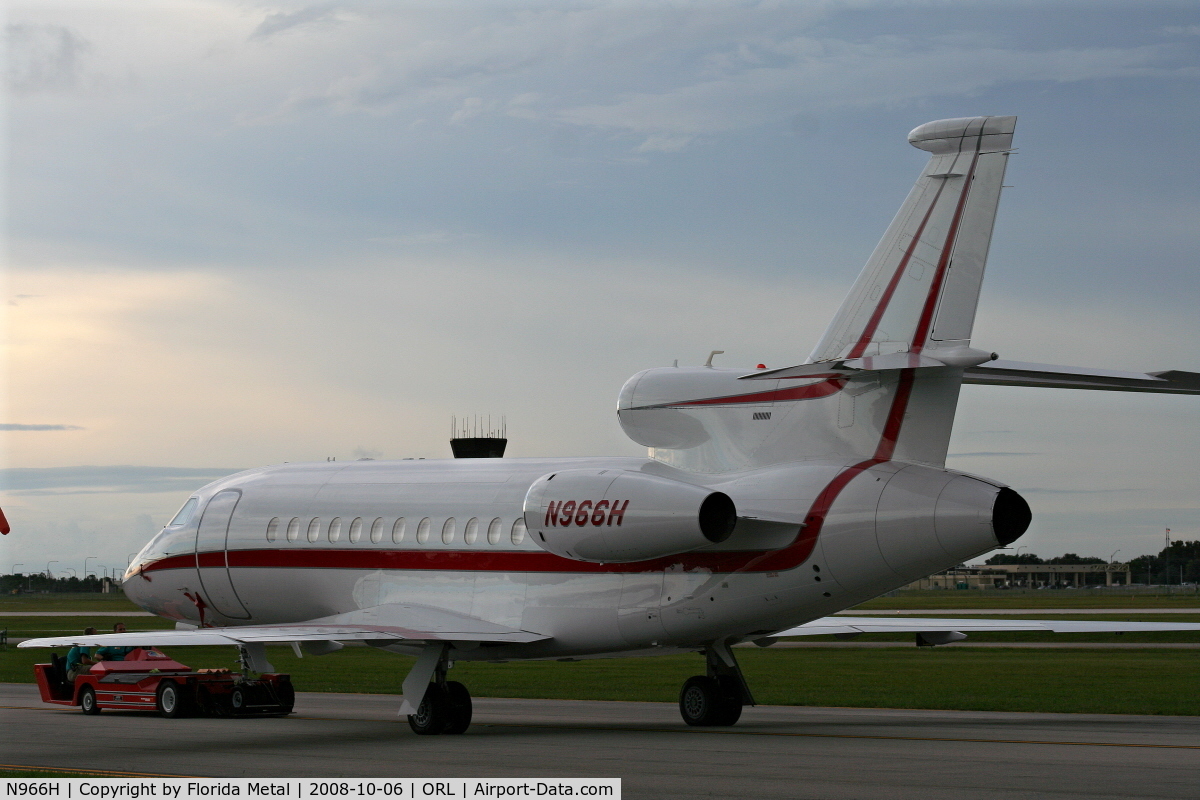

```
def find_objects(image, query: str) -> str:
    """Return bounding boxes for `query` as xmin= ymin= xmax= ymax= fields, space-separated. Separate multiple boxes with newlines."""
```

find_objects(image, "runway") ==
xmin=3 ymin=683 xmax=1199 ymax=798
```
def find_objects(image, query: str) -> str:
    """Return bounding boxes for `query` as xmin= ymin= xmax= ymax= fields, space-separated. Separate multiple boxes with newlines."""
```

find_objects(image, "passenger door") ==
xmin=194 ymin=490 xmax=252 ymax=619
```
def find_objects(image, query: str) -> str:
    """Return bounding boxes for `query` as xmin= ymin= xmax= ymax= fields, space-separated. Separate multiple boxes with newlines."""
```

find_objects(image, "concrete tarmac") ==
xmin=3 ymin=683 xmax=1199 ymax=799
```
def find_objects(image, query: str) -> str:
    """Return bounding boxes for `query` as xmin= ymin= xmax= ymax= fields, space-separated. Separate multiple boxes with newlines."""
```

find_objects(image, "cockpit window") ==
xmin=168 ymin=497 xmax=200 ymax=528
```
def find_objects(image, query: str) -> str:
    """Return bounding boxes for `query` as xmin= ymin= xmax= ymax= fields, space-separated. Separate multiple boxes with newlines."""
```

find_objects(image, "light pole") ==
xmin=1109 ymin=549 xmax=1120 ymax=563
xmin=46 ymin=560 xmax=58 ymax=579
xmin=84 ymin=556 xmax=97 ymax=578
xmin=10 ymin=563 xmax=22 ymax=576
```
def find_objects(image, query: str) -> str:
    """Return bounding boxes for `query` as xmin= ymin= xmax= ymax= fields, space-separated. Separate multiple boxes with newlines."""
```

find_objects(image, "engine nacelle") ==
xmin=522 ymin=469 xmax=736 ymax=563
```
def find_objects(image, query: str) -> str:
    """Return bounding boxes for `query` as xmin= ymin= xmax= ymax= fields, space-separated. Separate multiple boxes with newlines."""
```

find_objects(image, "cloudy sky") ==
xmin=3 ymin=0 xmax=1198 ymax=580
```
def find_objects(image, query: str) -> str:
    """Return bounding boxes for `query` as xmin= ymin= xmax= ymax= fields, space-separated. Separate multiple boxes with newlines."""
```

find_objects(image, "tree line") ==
xmin=1 ymin=573 xmax=115 ymax=594
xmin=985 ymin=540 xmax=1200 ymax=585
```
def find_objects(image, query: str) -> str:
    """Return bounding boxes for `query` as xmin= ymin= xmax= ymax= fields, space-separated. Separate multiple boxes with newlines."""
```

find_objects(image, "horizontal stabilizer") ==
xmin=964 ymin=360 xmax=1200 ymax=394
xmin=773 ymin=615 xmax=1200 ymax=637
xmin=740 ymin=348 xmax=996 ymax=380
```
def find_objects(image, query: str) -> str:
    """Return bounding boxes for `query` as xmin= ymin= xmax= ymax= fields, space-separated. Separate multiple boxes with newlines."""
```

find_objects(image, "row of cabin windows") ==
xmin=264 ymin=515 xmax=528 ymax=547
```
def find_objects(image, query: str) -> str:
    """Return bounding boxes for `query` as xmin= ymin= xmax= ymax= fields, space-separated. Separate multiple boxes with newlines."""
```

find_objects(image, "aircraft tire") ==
xmin=679 ymin=676 xmax=735 ymax=726
xmin=442 ymin=681 xmax=473 ymax=735
xmin=79 ymin=685 xmax=101 ymax=715
xmin=407 ymin=685 xmax=450 ymax=735
xmin=711 ymin=676 xmax=744 ymax=726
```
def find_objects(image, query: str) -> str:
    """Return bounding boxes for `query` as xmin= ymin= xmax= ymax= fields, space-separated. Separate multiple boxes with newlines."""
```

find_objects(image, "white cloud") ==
xmin=6 ymin=22 xmax=92 ymax=93
xmin=553 ymin=41 xmax=1196 ymax=143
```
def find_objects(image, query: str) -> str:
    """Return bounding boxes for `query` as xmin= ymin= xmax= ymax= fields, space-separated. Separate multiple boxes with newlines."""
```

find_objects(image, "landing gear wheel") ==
xmin=157 ymin=680 xmax=189 ymax=718
xmin=679 ymin=676 xmax=741 ymax=727
xmin=407 ymin=685 xmax=450 ymax=735
xmin=442 ymin=681 xmax=473 ymax=735
xmin=80 ymin=685 xmax=101 ymax=715
xmin=711 ymin=676 xmax=744 ymax=726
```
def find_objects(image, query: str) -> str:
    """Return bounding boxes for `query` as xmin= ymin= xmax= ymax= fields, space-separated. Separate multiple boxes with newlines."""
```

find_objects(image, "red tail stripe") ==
xmin=911 ymin=150 xmax=980 ymax=350
xmin=847 ymin=177 xmax=949 ymax=360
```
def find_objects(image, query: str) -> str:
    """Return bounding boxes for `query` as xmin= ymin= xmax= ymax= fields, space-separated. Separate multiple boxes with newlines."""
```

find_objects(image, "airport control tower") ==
xmin=450 ymin=415 xmax=507 ymax=458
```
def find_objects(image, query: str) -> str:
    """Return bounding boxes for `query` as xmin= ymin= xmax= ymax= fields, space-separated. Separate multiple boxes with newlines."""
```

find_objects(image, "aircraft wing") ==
xmin=774 ymin=616 xmax=1200 ymax=637
xmin=18 ymin=603 xmax=550 ymax=650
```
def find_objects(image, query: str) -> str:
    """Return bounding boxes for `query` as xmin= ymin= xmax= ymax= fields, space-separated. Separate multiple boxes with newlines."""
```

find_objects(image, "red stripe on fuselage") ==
xmin=657 ymin=377 xmax=846 ymax=408
xmin=143 ymin=542 xmax=819 ymax=577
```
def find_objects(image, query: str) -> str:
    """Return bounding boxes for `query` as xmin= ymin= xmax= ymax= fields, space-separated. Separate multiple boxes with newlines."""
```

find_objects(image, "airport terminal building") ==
xmin=909 ymin=563 xmax=1132 ymax=590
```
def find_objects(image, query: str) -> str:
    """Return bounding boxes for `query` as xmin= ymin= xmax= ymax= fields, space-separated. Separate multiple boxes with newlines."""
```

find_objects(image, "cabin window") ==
xmin=307 ymin=518 xmax=321 ymax=543
xmin=442 ymin=518 xmax=456 ymax=545
xmin=463 ymin=517 xmax=479 ymax=545
xmin=287 ymin=518 xmax=301 ymax=542
xmin=416 ymin=517 xmax=431 ymax=544
xmin=266 ymin=517 xmax=280 ymax=542
xmin=370 ymin=518 xmax=385 ymax=544
xmin=511 ymin=518 xmax=527 ymax=545
xmin=328 ymin=517 xmax=342 ymax=543
xmin=487 ymin=517 xmax=502 ymax=545
xmin=348 ymin=517 xmax=363 ymax=543
xmin=392 ymin=518 xmax=406 ymax=544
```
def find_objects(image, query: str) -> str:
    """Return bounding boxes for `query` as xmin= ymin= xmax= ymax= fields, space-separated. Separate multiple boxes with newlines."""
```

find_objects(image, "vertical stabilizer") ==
xmin=809 ymin=116 xmax=1015 ymax=363
xmin=620 ymin=117 xmax=1016 ymax=473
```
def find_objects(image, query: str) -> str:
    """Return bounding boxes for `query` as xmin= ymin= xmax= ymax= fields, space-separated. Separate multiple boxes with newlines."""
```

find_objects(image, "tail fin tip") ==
xmin=908 ymin=115 xmax=1016 ymax=155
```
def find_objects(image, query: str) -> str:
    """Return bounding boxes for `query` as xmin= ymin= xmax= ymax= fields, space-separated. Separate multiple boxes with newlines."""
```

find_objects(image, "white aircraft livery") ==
xmin=23 ymin=116 xmax=1200 ymax=734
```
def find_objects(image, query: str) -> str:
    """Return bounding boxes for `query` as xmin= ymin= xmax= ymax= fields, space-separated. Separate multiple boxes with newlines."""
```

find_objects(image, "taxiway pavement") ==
xmin=3 ymin=683 xmax=1199 ymax=799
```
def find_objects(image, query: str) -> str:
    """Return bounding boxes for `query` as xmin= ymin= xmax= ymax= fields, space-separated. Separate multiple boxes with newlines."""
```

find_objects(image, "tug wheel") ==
xmin=157 ymin=680 xmax=189 ymax=718
xmin=79 ymin=686 xmax=101 ymax=715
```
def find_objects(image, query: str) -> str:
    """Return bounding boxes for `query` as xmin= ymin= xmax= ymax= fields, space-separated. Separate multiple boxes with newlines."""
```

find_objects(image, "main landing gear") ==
xmin=406 ymin=646 xmax=472 ymax=735
xmin=678 ymin=639 xmax=754 ymax=727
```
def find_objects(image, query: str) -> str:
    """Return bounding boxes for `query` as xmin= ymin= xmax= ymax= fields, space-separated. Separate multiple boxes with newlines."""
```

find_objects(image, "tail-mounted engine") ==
xmin=523 ymin=469 xmax=736 ymax=563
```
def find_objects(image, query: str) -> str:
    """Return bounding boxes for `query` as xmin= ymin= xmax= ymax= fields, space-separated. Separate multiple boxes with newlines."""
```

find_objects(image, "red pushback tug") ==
xmin=35 ymin=648 xmax=294 ymax=717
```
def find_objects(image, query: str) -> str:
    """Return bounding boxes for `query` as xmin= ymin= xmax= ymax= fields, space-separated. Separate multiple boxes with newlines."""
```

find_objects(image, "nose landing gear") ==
xmin=678 ymin=639 xmax=754 ymax=727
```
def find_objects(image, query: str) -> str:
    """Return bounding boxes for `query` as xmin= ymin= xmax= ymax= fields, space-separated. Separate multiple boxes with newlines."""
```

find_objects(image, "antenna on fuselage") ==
xmin=450 ymin=414 xmax=508 ymax=458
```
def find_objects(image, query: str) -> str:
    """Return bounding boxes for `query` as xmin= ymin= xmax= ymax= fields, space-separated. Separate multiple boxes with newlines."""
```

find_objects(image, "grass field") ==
xmin=5 ymin=590 xmax=1199 ymax=718
xmin=6 ymin=631 xmax=1200 ymax=716
xmin=855 ymin=589 xmax=1200 ymax=609
xmin=0 ymin=594 xmax=144 ymax=612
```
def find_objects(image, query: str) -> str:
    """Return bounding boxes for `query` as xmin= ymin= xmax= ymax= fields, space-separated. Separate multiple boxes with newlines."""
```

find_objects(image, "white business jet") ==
xmin=23 ymin=116 xmax=1200 ymax=734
